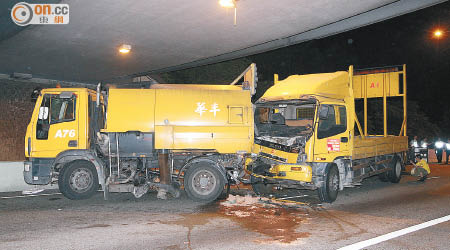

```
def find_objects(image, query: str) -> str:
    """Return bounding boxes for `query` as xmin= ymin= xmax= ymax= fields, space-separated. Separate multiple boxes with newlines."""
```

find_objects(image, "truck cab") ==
xmin=24 ymin=88 xmax=100 ymax=186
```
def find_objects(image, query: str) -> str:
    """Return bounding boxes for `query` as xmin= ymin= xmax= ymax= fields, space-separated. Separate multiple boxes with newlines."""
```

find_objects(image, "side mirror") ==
xmin=319 ymin=106 xmax=329 ymax=120
xmin=31 ymin=87 xmax=42 ymax=102
xmin=38 ymin=107 xmax=49 ymax=120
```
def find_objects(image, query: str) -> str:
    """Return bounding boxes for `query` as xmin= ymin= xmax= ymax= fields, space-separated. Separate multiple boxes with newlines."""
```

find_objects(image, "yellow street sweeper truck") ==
xmin=24 ymin=64 xmax=257 ymax=202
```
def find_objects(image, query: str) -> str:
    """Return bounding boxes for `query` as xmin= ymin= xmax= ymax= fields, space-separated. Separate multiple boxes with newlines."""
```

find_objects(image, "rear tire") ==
xmin=388 ymin=156 xmax=402 ymax=183
xmin=318 ymin=164 xmax=339 ymax=203
xmin=184 ymin=162 xmax=225 ymax=202
xmin=59 ymin=160 xmax=99 ymax=200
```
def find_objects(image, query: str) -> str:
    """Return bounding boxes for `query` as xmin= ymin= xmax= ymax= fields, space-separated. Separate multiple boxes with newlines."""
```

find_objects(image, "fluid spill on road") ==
xmin=221 ymin=195 xmax=311 ymax=243
xmin=158 ymin=194 xmax=311 ymax=247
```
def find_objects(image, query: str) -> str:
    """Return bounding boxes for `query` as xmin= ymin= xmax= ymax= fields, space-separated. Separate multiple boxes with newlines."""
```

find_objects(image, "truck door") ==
xmin=313 ymin=104 xmax=349 ymax=161
xmin=31 ymin=92 xmax=79 ymax=158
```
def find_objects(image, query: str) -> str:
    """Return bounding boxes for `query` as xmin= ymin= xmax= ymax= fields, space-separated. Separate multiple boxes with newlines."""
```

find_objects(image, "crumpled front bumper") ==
xmin=269 ymin=164 xmax=313 ymax=182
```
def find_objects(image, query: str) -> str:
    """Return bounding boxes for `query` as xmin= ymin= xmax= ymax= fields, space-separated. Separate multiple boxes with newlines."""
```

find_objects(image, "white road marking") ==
xmin=338 ymin=215 xmax=450 ymax=250
xmin=0 ymin=193 xmax=62 ymax=199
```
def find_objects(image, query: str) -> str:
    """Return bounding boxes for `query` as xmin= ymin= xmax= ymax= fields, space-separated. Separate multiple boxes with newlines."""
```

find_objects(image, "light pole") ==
xmin=219 ymin=0 xmax=237 ymax=26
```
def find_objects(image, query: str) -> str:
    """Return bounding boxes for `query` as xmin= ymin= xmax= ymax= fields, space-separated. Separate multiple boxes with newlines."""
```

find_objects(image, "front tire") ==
xmin=318 ymin=164 xmax=339 ymax=203
xmin=184 ymin=162 xmax=225 ymax=202
xmin=59 ymin=160 xmax=99 ymax=200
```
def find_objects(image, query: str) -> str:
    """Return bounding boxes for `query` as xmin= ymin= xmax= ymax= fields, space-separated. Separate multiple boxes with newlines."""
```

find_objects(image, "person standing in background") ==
xmin=410 ymin=136 xmax=419 ymax=161
xmin=420 ymin=137 xmax=429 ymax=162
xmin=445 ymin=139 xmax=450 ymax=164
xmin=435 ymin=138 xmax=444 ymax=164
xmin=411 ymin=136 xmax=419 ymax=152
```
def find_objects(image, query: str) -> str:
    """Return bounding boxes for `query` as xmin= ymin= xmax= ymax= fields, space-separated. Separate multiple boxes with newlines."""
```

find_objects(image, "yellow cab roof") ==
xmin=41 ymin=88 xmax=92 ymax=93
xmin=150 ymin=84 xmax=242 ymax=91
xmin=258 ymin=71 xmax=350 ymax=103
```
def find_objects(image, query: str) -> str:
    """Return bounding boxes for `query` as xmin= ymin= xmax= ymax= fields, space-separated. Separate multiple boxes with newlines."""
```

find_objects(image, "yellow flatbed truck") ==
xmin=23 ymin=64 xmax=257 ymax=202
xmin=249 ymin=65 xmax=408 ymax=202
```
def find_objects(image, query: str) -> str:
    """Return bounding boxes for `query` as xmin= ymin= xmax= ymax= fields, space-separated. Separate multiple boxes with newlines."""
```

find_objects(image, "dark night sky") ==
xmin=246 ymin=1 xmax=449 ymax=137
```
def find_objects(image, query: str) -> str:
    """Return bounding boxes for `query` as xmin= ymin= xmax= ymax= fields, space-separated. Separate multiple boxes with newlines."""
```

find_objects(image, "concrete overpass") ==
xmin=0 ymin=0 xmax=446 ymax=83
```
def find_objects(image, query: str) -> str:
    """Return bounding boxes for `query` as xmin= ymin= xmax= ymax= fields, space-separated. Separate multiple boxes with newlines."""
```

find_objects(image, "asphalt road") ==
xmin=1 ymin=164 xmax=449 ymax=250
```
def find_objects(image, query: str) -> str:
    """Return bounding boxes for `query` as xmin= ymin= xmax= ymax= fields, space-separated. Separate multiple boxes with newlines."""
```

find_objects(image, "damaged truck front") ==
xmin=248 ymin=65 xmax=408 ymax=202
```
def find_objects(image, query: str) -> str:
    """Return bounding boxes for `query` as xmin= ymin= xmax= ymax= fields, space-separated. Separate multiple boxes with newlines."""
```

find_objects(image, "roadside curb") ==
xmin=0 ymin=161 xmax=57 ymax=192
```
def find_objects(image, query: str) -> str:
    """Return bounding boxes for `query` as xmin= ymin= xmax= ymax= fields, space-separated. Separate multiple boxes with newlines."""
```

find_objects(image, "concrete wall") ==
xmin=0 ymin=161 xmax=57 ymax=192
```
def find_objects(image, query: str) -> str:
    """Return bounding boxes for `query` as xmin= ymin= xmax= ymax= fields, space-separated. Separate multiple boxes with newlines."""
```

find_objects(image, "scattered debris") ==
xmin=220 ymin=194 xmax=267 ymax=207
xmin=77 ymin=224 xmax=111 ymax=229
xmin=22 ymin=188 xmax=45 ymax=195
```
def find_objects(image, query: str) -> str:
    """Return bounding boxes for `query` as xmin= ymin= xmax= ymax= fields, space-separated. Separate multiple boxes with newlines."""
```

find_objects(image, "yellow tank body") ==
xmin=103 ymin=85 xmax=254 ymax=154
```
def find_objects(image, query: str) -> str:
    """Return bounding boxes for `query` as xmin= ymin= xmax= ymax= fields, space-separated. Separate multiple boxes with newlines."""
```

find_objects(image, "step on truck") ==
xmin=248 ymin=65 xmax=408 ymax=202
xmin=24 ymin=64 xmax=257 ymax=201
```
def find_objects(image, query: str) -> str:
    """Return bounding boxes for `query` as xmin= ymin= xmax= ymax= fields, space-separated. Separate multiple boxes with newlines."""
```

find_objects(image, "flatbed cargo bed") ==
xmin=353 ymin=135 xmax=408 ymax=160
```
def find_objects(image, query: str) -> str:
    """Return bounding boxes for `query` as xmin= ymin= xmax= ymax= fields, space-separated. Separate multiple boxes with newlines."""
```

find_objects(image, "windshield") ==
xmin=254 ymin=101 xmax=316 ymax=151
xmin=50 ymin=96 xmax=75 ymax=123
xmin=255 ymin=102 xmax=315 ymax=137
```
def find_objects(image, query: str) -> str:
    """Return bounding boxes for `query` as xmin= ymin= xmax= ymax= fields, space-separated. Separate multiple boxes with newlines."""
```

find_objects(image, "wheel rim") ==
xmin=69 ymin=167 xmax=94 ymax=193
xmin=395 ymin=161 xmax=401 ymax=177
xmin=192 ymin=169 xmax=217 ymax=196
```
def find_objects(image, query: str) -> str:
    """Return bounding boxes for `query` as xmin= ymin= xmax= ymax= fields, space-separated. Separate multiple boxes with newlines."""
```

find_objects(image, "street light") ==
xmin=433 ymin=29 xmax=443 ymax=39
xmin=119 ymin=44 xmax=131 ymax=54
xmin=219 ymin=0 xmax=235 ymax=8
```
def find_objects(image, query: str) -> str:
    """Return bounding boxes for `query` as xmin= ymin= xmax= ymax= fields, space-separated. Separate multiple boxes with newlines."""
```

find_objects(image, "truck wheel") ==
xmin=318 ymin=164 xmax=339 ymax=203
xmin=387 ymin=156 xmax=402 ymax=183
xmin=184 ymin=162 xmax=225 ymax=202
xmin=250 ymin=175 xmax=274 ymax=195
xmin=59 ymin=160 xmax=99 ymax=200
